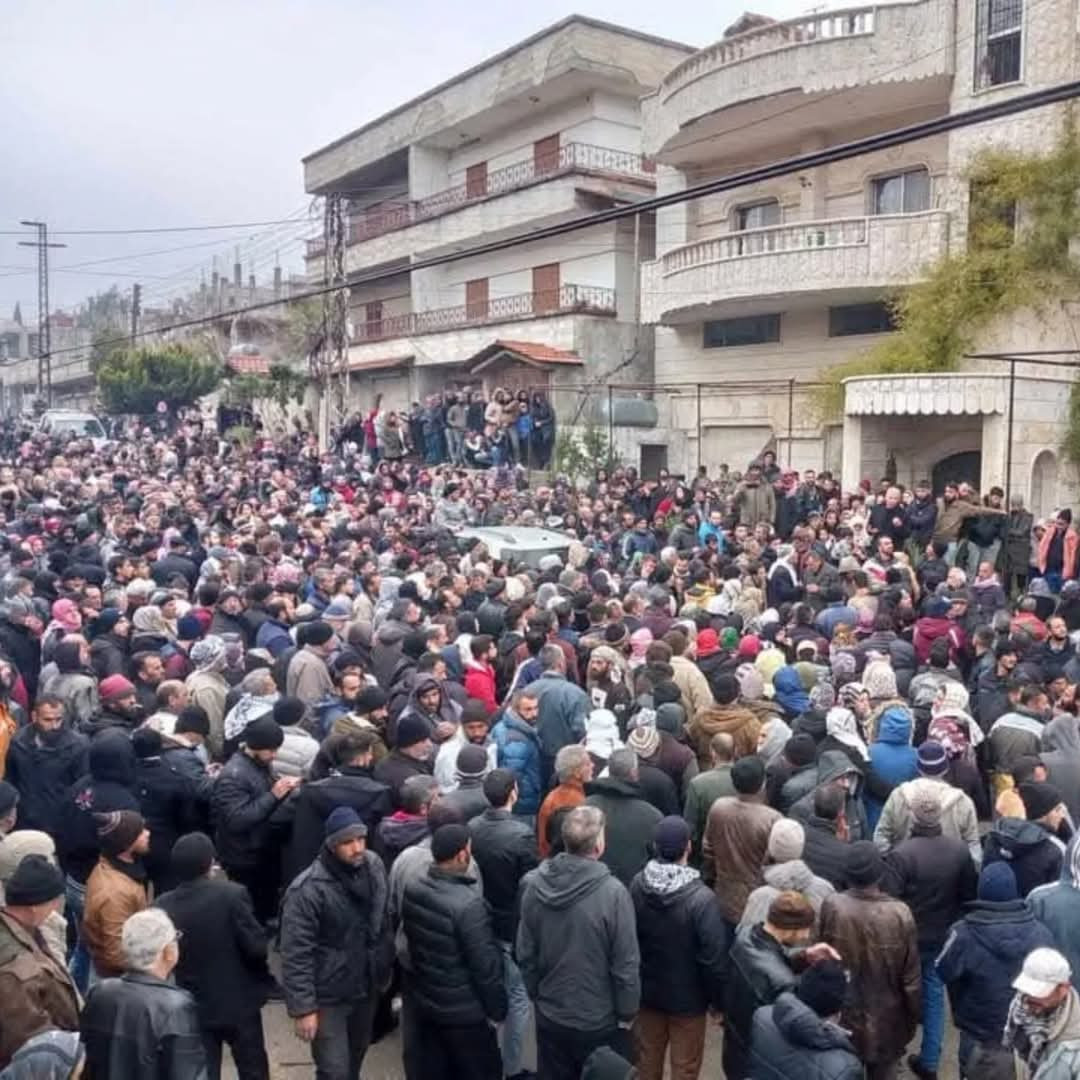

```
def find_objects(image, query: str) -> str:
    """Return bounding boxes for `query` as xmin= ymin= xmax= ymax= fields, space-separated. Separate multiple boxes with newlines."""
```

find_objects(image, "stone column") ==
xmin=841 ymin=411 xmax=863 ymax=494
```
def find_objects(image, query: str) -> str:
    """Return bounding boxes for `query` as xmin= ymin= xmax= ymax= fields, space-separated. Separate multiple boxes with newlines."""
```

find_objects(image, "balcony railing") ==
xmin=350 ymin=284 xmax=616 ymax=344
xmin=661 ymin=5 xmax=878 ymax=101
xmin=305 ymin=143 xmax=654 ymax=258
xmin=662 ymin=217 xmax=870 ymax=274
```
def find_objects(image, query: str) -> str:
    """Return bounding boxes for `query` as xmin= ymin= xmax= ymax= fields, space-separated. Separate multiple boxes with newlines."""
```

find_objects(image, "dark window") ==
xmin=969 ymin=179 xmax=1018 ymax=250
xmin=871 ymin=168 xmax=931 ymax=215
xmin=703 ymin=314 xmax=781 ymax=348
xmin=735 ymin=200 xmax=781 ymax=231
xmin=828 ymin=302 xmax=897 ymax=337
xmin=976 ymin=0 xmax=1022 ymax=88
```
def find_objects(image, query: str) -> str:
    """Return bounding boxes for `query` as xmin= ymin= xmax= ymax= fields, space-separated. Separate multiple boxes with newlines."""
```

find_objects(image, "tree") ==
xmin=95 ymin=342 xmax=222 ymax=416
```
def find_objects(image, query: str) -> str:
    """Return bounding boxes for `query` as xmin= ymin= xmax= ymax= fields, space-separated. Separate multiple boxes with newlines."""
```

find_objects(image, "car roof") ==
xmin=458 ymin=526 xmax=569 ymax=550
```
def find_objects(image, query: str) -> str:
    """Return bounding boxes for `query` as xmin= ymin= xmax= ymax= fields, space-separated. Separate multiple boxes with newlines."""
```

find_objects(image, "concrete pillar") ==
xmin=408 ymin=145 xmax=450 ymax=200
xmin=981 ymin=412 xmax=1007 ymax=493
xmin=800 ymin=131 xmax=828 ymax=221
xmin=841 ymin=412 xmax=863 ymax=494
xmin=655 ymin=165 xmax=689 ymax=256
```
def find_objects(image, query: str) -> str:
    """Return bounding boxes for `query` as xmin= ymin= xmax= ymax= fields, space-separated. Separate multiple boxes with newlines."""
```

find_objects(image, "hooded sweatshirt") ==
xmin=738 ymin=859 xmax=835 ymax=933
xmin=866 ymin=706 xmax=919 ymax=832
xmin=1030 ymin=835 xmax=1080 ymax=990
xmin=874 ymin=776 xmax=981 ymax=866
xmin=984 ymin=817 xmax=1065 ymax=898
xmin=1042 ymin=716 xmax=1080 ymax=823
xmin=516 ymin=852 xmax=639 ymax=1031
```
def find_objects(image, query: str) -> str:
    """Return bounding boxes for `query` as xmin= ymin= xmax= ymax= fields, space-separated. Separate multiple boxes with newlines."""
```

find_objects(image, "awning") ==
xmin=844 ymin=373 xmax=1007 ymax=416
xmin=462 ymin=339 xmax=583 ymax=374
xmin=227 ymin=354 xmax=271 ymax=375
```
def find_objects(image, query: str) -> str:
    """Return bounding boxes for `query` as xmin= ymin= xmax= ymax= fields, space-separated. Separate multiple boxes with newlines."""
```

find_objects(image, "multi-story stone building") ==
xmin=640 ymin=0 xmax=1079 ymax=516
xmin=301 ymin=16 xmax=692 ymax=419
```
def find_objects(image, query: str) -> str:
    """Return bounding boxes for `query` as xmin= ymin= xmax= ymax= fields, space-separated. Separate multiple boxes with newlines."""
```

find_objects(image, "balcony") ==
xmin=351 ymin=284 xmax=616 ymax=344
xmin=641 ymin=211 xmax=950 ymax=323
xmin=305 ymin=143 xmax=654 ymax=260
xmin=643 ymin=0 xmax=954 ymax=160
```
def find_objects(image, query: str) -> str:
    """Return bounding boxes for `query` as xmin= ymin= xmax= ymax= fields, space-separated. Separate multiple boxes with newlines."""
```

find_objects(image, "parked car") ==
xmin=37 ymin=410 xmax=109 ymax=449
xmin=456 ymin=526 xmax=570 ymax=569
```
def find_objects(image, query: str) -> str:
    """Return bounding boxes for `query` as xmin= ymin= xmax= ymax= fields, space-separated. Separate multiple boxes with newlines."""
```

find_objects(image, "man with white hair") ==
xmin=81 ymin=907 xmax=208 ymax=1078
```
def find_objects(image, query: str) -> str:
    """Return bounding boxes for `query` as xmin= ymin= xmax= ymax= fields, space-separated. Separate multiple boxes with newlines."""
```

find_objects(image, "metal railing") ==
xmin=350 ymin=284 xmax=616 ymax=343
xmin=662 ymin=216 xmax=873 ymax=274
xmin=305 ymin=143 xmax=654 ymax=257
xmin=661 ymin=4 xmax=879 ymax=100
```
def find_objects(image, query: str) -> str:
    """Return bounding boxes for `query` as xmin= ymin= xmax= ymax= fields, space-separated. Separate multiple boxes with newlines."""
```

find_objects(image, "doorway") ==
xmin=1031 ymin=449 xmax=1059 ymax=519
xmin=931 ymin=450 xmax=981 ymax=494
xmin=640 ymin=444 xmax=668 ymax=479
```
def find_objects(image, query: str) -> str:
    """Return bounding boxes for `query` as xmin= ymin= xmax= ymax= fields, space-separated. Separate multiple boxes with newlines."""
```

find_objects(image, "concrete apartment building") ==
xmin=301 ymin=17 xmax=692 ymax=419
xmin=640 ymin=0 xmax=1080 ymax=516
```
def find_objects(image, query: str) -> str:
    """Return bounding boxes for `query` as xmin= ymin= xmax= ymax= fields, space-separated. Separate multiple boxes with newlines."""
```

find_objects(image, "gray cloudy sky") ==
xmin=0 ymin=0 xmax=805 ymax=319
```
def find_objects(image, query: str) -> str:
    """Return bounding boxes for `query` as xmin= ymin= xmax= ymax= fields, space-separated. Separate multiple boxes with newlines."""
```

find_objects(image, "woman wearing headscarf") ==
xmin=627 ymin=627 xmax=653 ymax=671
xmin=40 ymin=598 xmax=81 ymax=666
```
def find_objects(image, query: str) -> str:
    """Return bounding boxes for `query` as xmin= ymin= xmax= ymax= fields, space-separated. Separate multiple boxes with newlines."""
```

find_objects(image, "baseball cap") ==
xmin=1013 ymin=948 xmax=1072 ymax=998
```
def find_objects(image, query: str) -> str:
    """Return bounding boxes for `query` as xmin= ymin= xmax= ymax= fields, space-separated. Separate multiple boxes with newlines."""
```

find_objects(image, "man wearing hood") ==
xmin=630 ymin=816 xmax=726 ymax=1080
xmin=789 ymin=749 xmax=871 ymax=843
xmin=89 ymin=607 xmax=130 ymax=680
xmin=516 ymin=805 xmax=639 ymax=1080
xmin=874 ymin=740 xmax=981 ymax=866
xmin=585 ymin=646 xmax=631 ymax=734
xmin=739 ymin=819 xmax=834 ymax=934
xmin=185 ymin=634 xmax=229 ymax=760
xmin=1041 ymin=714 xmax=1080 ymax=822
xmin=394 ymin=674 xmax=460 ymax=748
xmin=939 ymin=862 xmax=1056 ymax=1079
xmin=985 ymin=781 xmax=1068 ymax=897
xmin=0 ymin=595 xmax=42 ymax=702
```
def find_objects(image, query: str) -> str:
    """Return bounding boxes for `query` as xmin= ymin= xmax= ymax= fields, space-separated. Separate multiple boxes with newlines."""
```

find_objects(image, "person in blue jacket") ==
xmin=865 ymin=705 xmax=919 ymax=833
xmin=937 ymin=862 xmax=1056 ymax=1080
xmin=490 ymin=688 xmax=543 ymax=822
xmin=1029 ymin=833 xmax=1080 ymax=990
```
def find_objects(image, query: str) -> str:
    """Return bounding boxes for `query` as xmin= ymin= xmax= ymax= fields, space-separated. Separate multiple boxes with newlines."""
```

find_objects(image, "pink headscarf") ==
xmin=50 ymin=598 xmax=82 ymax=632
xmin=628 ymin=627 xmax=653 ymax=668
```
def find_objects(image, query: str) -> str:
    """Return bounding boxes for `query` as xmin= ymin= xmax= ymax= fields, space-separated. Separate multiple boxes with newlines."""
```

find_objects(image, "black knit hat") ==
xmin=395 ymin=713 xmax=432 ymax=750
xmin=355 ymin=686 xmax=388 ymax=714
xmin=305 ymin=621 xmax=334 ymax=647
xmin=94 ymin=810 xmax=145 ymax=857
xmin=1018 ymin=781 xmax=1065 ymax=822
xmin=5 ymin=853 xmax=64 ymax=906
xmin=273 ymin=697 xmax=306 ymax=729
xmin=171 ymin=832 xmax=215 ymax=882
xmin=846 ymin=841 xmax=884 ymax=886
xmin=797 ymin=958 xmax=849 ymax=1017
xmin=785 ymin=733 xmax=818 ymax=767
xmin=243 ymin=715 xmax=285 ymax=751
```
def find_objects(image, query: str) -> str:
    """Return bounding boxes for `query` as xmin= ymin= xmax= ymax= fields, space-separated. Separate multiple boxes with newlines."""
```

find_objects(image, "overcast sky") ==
xmin=0 ymin=0 xmax=807 ymax=319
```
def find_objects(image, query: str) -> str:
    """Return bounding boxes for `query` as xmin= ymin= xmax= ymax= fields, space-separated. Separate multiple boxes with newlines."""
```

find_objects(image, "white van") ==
xmin=37 ymin=410 xmax=109 ymax=450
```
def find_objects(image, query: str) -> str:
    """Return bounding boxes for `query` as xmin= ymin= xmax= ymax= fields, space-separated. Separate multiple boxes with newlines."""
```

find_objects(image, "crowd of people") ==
xmin=2 ymin=416 xmax=1080 ymax=1080
xmin=337 ymin=388 xmax=557 ymax=470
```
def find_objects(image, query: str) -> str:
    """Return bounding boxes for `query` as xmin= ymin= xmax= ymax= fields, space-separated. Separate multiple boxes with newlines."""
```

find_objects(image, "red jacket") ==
xmin=463 ymin=661 xmax=497 ymax=713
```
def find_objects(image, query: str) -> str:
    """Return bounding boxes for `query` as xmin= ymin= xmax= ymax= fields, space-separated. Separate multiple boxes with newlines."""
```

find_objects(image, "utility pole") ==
xmin=131 ymin=283 xmax=141 ymax=345
xmin=319 ymin=193 xmax=348 ymax=448
xmin=17 ymin=221 xmax=65 ymax=407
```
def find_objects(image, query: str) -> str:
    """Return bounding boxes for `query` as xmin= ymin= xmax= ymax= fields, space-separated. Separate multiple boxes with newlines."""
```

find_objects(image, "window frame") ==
xmin=702 ymin=313 xmax=782 ymax=349
xmin=828 ymin=301 xmax=898 ymax=338
xmin=974 ymin=0 xmax=1023 ymax=90
xmin=869 ymin=167 xmax=932 ymax=216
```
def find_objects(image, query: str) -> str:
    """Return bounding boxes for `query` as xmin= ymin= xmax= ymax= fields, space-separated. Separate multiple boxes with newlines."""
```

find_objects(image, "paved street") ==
xmin=223 ymin=993 xmax=963 ymax=1079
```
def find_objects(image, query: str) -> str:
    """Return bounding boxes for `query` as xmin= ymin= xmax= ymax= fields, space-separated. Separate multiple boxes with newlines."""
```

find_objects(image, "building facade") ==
xmin=301 ymin=17 xmax=692 ymax=422
xmin=639 ymin=0 xmax=1080 ymax=512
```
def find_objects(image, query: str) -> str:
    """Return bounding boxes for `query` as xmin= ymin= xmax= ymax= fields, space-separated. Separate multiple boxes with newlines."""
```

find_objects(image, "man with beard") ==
xmin=734 ymin=464 xmax=776 ymax=530
xmin=585 ymin=646 xmax=631 ymax=736
xmin=281 ymin=806 xmax=390 ymax=1080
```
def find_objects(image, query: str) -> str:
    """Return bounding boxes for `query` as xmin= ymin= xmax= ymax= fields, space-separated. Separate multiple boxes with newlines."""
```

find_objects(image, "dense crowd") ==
xmin=2 ymin=416 xmax=1080 ymax=1080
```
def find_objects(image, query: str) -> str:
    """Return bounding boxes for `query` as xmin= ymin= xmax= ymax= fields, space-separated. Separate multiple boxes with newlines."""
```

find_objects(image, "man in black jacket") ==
xmin=156 ymin=833 xmax=272 ymax=1080
xmin=281 ymin=806 xmax=389 ymax=1080
xmin=883 ymin=785 xmax=977 ymax=1080
xmin=468 ymin=769 xmax=539 ymax=1080
xmin=160 ymin=706 xmax=214 ymax=832
xmin=81 ymin=907 xmax=208 ymax=1080
xmin=210 ymin=716 xmax=299 ymax=924
xmin=401 ymin=823 xmax=508 ymax=1080
xmin=7 ymin=694 xmax=88 ymax=836
xmin=630 ymin=815 xmax=727 ymax=1080
xmin=800 ymin=784 xmax=851 ymax=890
xmin=283 ymin=731 xmax=392 ymax=884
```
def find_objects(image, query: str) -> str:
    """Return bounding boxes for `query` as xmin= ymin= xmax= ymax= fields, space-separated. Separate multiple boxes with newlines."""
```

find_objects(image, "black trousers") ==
xmin=202 ymin=1013 xmax=269 ymax=1080
xmin=536 ymin=1015 xmax=632 ymax=1080
xmin=408 ymin=1015 xmax=502 ymax=1080
xmin=311 ymin=996 xmax=377 ymax=1080
xmin=225 ymin=862 xmax=280 ymax=926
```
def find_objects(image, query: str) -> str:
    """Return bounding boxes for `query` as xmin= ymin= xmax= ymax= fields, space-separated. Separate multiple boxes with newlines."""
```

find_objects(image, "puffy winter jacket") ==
xmin=984 ymin=817 xmax=1064 ymax=898
xmin=468 ymin=808 xmax=538 ymax=942
xmin=1029 ymin=835 xmax=1080 ymax=989
xmin=490 ymin=709 xmax=543 ymax=816
xmin=6 ymin=725 xmax=88 ymax=837
xmin=630 ymin=860 xmax=727 ymax=1016
xmin=400 ymin=866 xmax=507 ymax=1025
xmin=865 ymin=706 xmax=919 ymax=833
xmin=280 ymin=848 xmax=388 ymax=1015
xmin=274 ymin=726 xmax=319 ymax=779
xmin=750 ymin=991 xmax=863 ymax=1080
xmin=938 ymin=896 xmax=1056 ymax=1042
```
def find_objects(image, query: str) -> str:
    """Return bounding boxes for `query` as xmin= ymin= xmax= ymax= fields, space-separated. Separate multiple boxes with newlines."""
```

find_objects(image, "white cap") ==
xmin=1013 ymin=948 xmax=1072 ymax=998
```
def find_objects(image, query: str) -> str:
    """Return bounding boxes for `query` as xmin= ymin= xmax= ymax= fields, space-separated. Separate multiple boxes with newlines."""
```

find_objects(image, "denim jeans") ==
xmin=446 ymin=427 xmax=465 ymax=466
xmin=499 ymin=941 xmax=530 ymax=1076
xmin=918 ymin=946 xmax=945 ymax=1071
xmin=64 ymin=874 xmax=90 ymax=994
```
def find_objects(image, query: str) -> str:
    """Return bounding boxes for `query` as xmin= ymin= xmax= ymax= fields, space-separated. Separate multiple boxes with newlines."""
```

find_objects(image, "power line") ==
xmin=41 ymin=77 xmax=1080 ymax=372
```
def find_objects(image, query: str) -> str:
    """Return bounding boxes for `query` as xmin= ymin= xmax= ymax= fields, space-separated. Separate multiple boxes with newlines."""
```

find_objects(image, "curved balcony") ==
xmin=644 ymin=0 xmax=954 ymax=159
xmin=641 ymin=211 xmax=950 ymax=323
